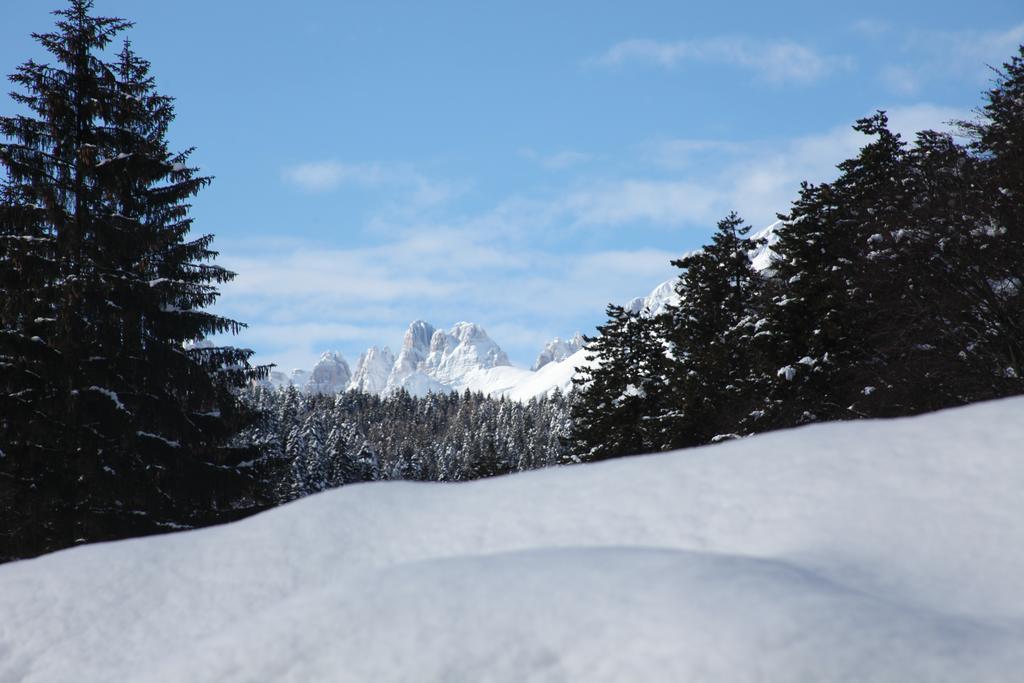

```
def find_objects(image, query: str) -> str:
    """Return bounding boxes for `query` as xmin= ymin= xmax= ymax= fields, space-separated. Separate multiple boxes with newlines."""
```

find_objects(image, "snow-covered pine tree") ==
xmin=570 ymin=304 xmax=663 ymax=461
xmin=886 ymin=129 xmax=994 ymax=410
xmin=960 ymin=46 xmax=1024 ymax=386
xmin=823 ymin=112 xmax=915 ymax=415
xmin=659 ymin=212 xmax=762 ymax=447
xmin=750 ymin=113 xmax=912 ymax=429
xmin=0 ymin=1 xmax=267 ymax=560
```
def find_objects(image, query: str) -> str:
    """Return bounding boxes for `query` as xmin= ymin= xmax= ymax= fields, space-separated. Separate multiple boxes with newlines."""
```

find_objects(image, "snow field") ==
xmin=1 ymin=397 xmax=1023 ymax=681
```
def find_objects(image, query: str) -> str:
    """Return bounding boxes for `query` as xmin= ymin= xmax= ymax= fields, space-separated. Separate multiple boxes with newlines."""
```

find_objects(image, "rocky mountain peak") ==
xmin=532 ymin=332 xmax=585 ymax=371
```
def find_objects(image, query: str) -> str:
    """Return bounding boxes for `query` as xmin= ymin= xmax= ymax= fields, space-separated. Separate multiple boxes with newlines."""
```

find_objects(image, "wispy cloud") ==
xmin=880 ymin=65 xmax=922 ymax=96
xmin=281 ymin=159 xmax=465 ymax=207
xmin=591 ymin=37 xmax=851 ymax=85
xmin=643 ymin=138 xmax=749 ymax=169
xmin=519 ymin=148 xmax=593 ymax=170
xmin=905 ymin=24 xmax=1024 ymax=72
xmin=281 ymin=161 xmax=356 ymax=192
xmin=215 ymin=226 xmax=679 ymax=370
xmin=875 ymin=23 xmax=1024 ymax=95
xmin=850 ymin=19 xmax=891 ymax=37
xmin=238 ymin=104 xmax=969 ymax=371
xmin=561 ymin=180 xmax=720 ymax=227
xmin=548 ymin=103 xmax=968 ymax=231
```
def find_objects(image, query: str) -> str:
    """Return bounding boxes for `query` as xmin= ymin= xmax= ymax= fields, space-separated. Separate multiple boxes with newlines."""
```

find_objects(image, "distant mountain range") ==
xmin=263 ymin=222 xmax=780 ymax=400
xmin=262 ymin=322 xmax=587 ymax=401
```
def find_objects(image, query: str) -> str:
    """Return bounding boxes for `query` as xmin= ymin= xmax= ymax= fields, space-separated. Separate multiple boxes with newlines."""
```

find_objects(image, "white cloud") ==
xmin=214 ymin=219 xmax=682 ymax=371
xmin=519 ymin=148 xmax=593 ymax=170
xmin=907 ymin=24 xmax=1024 ymax=73
xmin=562 ymin=180 xmax=721 ymax=227
xmin=850 ymin=19 xmax=891 ymax=37
xmin=644 ymin=138 xmax=749 ymax=169
xmin=880 ymin=65 xmax=922 ymax=96
xmin=884 ymin=103 xmax=969 ymax=139
xmin=592 ymin=37 xmax=850 ymax=85
xmin=281 ymin=160 xmax=352 ymax=192
xmin=554 ymin=103 xmax=970 ymax=231
xmin=241 ymin=104 xmax=972 ymax=371
xmin=281 ymin=160 xmax=464 ymax=207
xmin=720 ymin=103 xmax=968 ymax=225
xmin=879 ymin=23 xmax=1024 ymax=95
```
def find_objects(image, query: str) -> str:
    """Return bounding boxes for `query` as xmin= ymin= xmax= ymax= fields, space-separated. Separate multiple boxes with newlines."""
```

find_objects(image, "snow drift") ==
xmin=3 ymin=397 xmax=1023 ymax=682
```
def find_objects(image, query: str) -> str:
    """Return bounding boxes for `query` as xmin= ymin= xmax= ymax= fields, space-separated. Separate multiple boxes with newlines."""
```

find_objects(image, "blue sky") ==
xmin=2 ymin=1 xmax=1022 ymax=371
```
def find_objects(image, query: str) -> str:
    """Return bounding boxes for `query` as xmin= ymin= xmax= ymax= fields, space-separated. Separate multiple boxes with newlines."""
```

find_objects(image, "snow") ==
xmin=135 ymin=431 xmax=180 ymax=448
xmin=626 ymin=278 xmax=679 ymax=317
xmin=388 ymin=368 xmax=447 ymax=395
xmin=505 ymin=347 xmax=593 ymax=400
xmin=261 ymin=221 xmax=783 ymax=401
xmin=777 ymin=365 xmax=797 ymax=381
xmin=386 ymin=319 xmax=436 ymax=389
xmin=347 ymin=345 xmax=395 ymax=394
xmin=263 ymin=368 xmax=311 ymax=391
xmin=418 ymin=322 xmax=511 ymax=385
xmin=302 ymin=351 xmax=351 ymax=395
xmin=453 ymin=363 xmax=535 ymax=396
xmin=532 ymin=332 xmax=584 ymax=371
xmin=749 ymin=219 xmax=782 ymax=271
xmin=86 ymin=385 xmax=127 ymax=412
xmin=2 ymin=398 xmax=1023 ymax=681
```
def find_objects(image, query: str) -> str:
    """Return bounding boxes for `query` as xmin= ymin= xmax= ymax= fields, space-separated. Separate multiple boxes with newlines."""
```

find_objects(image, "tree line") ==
xmin=571 ymin=49 xmax=1024 ymax=460
xmin=239 ymin=386 xmax=572 ymax=505
xmin=3 ymin=1 xmax=1022 ymax=563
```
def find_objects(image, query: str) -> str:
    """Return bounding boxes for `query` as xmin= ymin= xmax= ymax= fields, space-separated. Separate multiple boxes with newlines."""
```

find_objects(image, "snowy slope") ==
xmin=3 ymin=397 xmax=1024 ymax=682
xmin=626 ymin=278 xmax=678 ymax=316
xmin=347 ymin=345 xmax=395 ymax=394
xmin=749 ymin=219 xmax=782 ymax=271
xmin=504 ymin=347 xmax=592 ymax=400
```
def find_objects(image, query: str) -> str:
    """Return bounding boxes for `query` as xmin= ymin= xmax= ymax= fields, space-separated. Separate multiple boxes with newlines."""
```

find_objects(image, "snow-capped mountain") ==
xmin=304 ymin=352 xmax=352 ymax=395
xmin=624 ymin=219 xmax=781 ymax=318
xmin=532 ymin=332 xmax=584 ymax=371
xmin=265 ymin=368 xmax=310 ymax=391
xmin=387 ymin=320 xmax=436 ymax=390
xmin=421 ymin=322 xmax=511 ymax=384
xmin=384 ymin=321 xmax=512 ymax=395
xmin=626 ymin=279 xmax=678 ymax=317
xmin=749 ymin=220 xmax=782 ymax=272
xmin=349 ymin=346 xmax=395 ymax=394
xmin=264 ymin=356 xmax=348 ymax=396
xmin=264 ymin=221 xmax=782 ymax=401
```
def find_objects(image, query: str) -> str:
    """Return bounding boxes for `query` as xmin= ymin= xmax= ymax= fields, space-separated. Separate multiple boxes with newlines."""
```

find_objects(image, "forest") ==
xmin=1 ymin=1 xmax=1023 ymax=562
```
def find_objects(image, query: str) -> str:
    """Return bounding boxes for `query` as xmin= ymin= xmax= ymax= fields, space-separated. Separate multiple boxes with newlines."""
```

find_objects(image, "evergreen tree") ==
xmin=0 ymin=1 xmax=267 ymax=560
xmin=883 ymin=129 xmax=996 ymax=409
xmin=659 ymin=212 xmax=762 ymax=447
xmin=961 ymin=46 xmax=1024 ymax=384
xmin=570 ymin=305 xmax=663 ymax=461
xmin=231 ymin=385 xmax=571 ymax=501
xmin=751 ymin=113 xmax=913 ymax=428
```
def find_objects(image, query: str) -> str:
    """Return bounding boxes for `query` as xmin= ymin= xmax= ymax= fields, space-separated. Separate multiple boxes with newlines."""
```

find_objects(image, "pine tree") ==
xmin=883 ymin=129 xmax=995 ymax=409
xmin=0 ymin=1 xmax=267 ymax=559
xmin=569 ymin=304 xmax=663 ymax=461
xmin=659 ymin=212 xmax=762 ymax=447
xmin=960 ymin=46 xmax=1024 ymax=384
xmin=751 ymin=113 xmax=914 ymax=428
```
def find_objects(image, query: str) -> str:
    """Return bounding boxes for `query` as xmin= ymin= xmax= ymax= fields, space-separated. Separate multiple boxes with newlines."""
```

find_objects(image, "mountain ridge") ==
xmin=263 ymin=221 xmax=781 ymax=400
